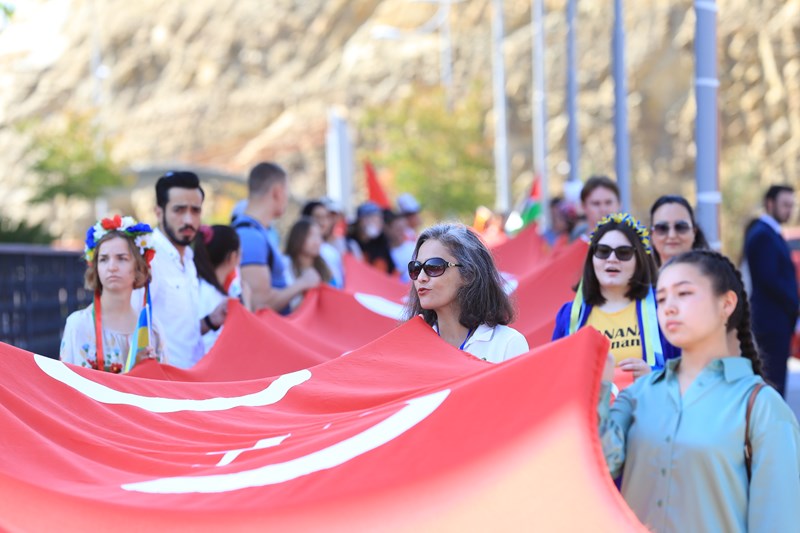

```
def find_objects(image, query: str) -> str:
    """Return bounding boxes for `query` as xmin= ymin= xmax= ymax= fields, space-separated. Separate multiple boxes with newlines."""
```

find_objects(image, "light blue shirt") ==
xmin=599 ymin=356 xmax=800 ymax=533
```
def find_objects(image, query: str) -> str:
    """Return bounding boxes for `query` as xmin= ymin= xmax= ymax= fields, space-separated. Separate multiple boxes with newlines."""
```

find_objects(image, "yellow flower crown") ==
xmin=590 ymin=212 xmax=652 ymax=254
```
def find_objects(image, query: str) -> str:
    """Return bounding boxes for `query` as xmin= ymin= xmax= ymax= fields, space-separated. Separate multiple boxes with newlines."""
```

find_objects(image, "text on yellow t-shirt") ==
xmin=585 ymin=301 xmax=642 ymax=364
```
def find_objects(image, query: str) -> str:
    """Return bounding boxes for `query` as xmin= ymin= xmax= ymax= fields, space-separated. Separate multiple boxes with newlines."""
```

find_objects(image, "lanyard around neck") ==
xmin=437 ymin=324 xmax=474 ymax=351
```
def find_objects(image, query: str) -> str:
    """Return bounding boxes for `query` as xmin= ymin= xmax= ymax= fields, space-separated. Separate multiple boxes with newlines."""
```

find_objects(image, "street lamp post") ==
xmin=613 ymin=0 xmax=631 ymax=211
xmin=694 ymin=0 xmax=720 ymax=249
xmin=566 ymin=0 xmax=580 ymax=185
xmin=531 ymin=0 xmax=548 ymax=229
xmin=492 ymin=0 xmax=511 ymax=215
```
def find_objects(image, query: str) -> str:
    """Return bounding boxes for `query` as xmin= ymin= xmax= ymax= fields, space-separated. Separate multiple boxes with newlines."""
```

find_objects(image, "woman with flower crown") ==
xmin=552 ymin=213 xmax=678 ymax=380
xmin=60 ymin=215 xmax=166 ymax=372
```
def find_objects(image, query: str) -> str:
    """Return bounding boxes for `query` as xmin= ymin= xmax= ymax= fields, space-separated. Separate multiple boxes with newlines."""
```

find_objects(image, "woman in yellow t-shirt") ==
xmin=552 ymin=213 xmax=678 ymax=380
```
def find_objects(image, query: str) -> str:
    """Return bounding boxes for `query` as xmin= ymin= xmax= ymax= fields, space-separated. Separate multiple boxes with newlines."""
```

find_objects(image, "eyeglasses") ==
xmin=408 ymin=257 xmax=462 ymax=280
xmin=651 ymin=221 xmax=693 ymax=236
xmin=593 ymin=244 xmax=635 ymax=261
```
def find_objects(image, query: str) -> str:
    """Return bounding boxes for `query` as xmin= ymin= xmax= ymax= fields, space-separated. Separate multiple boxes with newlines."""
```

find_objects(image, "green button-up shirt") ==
xmin=599 ymin=356 xmax=800 ymax=532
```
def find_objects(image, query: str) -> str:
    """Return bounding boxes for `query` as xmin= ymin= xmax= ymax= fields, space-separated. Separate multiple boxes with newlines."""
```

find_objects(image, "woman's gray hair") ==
xmin=402 ymin=223 xmax=515 ymax=329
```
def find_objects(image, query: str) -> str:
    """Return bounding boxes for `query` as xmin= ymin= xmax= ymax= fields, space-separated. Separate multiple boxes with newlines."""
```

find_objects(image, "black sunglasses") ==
xmin=594 ymin=244 xmax=635 ymax=261
xmin=408 ymin=257 xmax=463 ymax=280
xmin=651 ymin=221 xmax=693 ymax=236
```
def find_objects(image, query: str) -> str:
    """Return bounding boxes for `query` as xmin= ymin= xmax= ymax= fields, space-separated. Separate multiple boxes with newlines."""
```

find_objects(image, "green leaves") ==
xmin=24 ymin=112 xmax=130 ymax=203
xmin=359 ymin=85 xmax=494 ymax=222
xmin=0 ymin=217 xmax=53 ymax=244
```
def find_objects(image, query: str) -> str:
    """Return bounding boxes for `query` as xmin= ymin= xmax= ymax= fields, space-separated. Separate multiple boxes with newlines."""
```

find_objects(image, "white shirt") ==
xmin=433 ymin=323 xmax=530 ymax=364
xmin=197 ymin=278 xmax=227 ymax=354
xmin=144 ymin=228 xmax=204 ymax=368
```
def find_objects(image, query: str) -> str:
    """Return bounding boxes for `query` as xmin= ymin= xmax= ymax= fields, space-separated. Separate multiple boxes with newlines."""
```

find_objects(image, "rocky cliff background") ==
xmin=0 ymin=0 xmax=798 ymax=251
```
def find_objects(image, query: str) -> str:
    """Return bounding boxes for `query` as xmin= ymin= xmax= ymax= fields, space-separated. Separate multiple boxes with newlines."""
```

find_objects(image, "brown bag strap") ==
xmin=744 ymin=382 xmax=766 ymax=481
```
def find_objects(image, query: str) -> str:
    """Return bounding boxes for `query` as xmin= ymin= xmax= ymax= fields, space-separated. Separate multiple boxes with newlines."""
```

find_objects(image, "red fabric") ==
xmin=128 ymin=300 xmax=335 ymax=381
xmin=529 ymin=175 xmax=541 ymax=200
xmin=342 ymin=253 xmax=409 ymax=303
xmin=0 ymin=321 xmax=645 ymax=531
xmin=364 ymin=160 xmax=392 ymax=209
xmin=490 ymin=223 xmax=549 ymax=277
xmin=285 ymin=285 xmax=400 ymax=355
xmin=511 ymin=239 xmax=588 ymax=347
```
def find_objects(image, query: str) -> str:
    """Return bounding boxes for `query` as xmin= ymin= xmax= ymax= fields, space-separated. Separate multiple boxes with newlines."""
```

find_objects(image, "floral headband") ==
xmin=590 ymin=212 xmax=652 ymax=254
xmin=84 ymin=215 xmax=156 ymax=263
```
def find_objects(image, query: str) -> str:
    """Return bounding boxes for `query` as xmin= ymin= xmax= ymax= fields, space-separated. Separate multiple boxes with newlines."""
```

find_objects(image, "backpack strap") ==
xmin=233 ymin=218 xmax=275 ymax=271
xmin=744 ymin=382 xmax=766 ymax=482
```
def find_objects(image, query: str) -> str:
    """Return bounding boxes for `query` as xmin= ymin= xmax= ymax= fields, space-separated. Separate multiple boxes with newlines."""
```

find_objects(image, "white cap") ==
xmin=397 ymin=193 xmax=421 ymax=214
xmin=320 ymin=196 xmax=343 ymax=213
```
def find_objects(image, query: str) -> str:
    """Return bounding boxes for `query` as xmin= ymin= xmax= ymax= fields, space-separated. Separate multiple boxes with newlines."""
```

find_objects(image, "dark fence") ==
xmin=0 ymin=244 xmax=91 ymax=358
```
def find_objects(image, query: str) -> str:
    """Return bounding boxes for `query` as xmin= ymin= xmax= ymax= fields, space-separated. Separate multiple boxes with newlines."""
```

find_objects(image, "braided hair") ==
xmin=662 ymin=250 xmax=764 ymax=377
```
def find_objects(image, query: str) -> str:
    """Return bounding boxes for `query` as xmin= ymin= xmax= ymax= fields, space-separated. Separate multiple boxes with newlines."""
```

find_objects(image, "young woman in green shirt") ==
xmin=599 ymin=250 xmax=800 ymax=532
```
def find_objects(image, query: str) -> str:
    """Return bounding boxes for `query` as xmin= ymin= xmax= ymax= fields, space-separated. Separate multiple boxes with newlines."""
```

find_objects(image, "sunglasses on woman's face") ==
xmin=651 ymin=221 xmax=693 ymax=236
xmin=593 ymin=244 xmax=635 ymax=261
xmin=408 ymin=257 xmax=463 ymax=280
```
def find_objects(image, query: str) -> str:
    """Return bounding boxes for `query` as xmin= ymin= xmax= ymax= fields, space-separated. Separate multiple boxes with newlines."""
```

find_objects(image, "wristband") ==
xmin=204 ymin=315 xmax=220 ymax=331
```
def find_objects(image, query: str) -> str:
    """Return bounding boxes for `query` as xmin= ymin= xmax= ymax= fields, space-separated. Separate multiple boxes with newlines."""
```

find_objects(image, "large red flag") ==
xmin=286 ymin=285 xmax=401 ymax=355
xmin=342 ymin=253 xmax=409 ymax=303
xmin=128 ymin=299 xmax=337 ymax=381
xmin=364 ymin=159 xmax=392 ymax=209
xmin=512 ymin=239 xmax=588 ymax=347
xmin=0 ymin=319 xmax=645 ymax=531
xmin=490 ymin=222 xmax=550 ymax=277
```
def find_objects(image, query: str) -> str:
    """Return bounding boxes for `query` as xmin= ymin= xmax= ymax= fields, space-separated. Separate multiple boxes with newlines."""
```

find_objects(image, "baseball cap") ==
xmin=397 ymin=193 xmax=420 ymax=215
xmin=357 ymin=201 xmax=382 ymax=218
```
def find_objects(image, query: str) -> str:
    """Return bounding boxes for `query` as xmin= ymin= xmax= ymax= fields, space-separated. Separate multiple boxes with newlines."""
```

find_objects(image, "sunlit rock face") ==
xmin=0 ymin=0 xmax=797 ymax=243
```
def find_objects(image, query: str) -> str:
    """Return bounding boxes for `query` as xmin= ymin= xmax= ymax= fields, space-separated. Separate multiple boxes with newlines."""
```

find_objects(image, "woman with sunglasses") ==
xmin=402 ymin=223 xmax=529 ymax=362
xmin=552 ymin=213 xmax=677 ymax=379
xmin=649 ymin=195 xmax=709 ymax=267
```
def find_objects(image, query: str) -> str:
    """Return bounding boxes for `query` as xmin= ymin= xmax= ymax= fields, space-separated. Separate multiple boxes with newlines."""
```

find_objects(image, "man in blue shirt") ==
xmin=234 ymin=162 xmax=320 ymax=313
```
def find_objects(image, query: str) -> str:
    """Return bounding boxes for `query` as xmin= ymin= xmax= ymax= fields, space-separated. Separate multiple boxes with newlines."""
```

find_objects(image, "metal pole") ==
xmin=694 ymin=0 xmax=720 ymax=248
xmin=532 ymin=0 xmax=549 ymax=229
xmin=326 ymin=110 xmax=354 ymax=219
xmin=566 ymin=0 xmax=580 ymax=184
xmin=491 ymin=0 xmax=511 ymax=215
xmin=613 ymin=0 xmax=631 ymax=211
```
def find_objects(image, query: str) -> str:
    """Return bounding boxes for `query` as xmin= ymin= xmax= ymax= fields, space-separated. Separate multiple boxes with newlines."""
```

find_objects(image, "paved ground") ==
xmin=787 ymin=358 xmax=800 ymax=421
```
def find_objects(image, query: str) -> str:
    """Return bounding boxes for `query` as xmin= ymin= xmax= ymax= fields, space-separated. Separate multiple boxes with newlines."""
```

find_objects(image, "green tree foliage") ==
xmin=359 ymin=85 xmax=494 ymax=222
xmin=24 ymin=112 xmax=129 ymax=203
xmin=1 ymin=3 xmax=14 ymax=20
xmin=0 ymin=217 xmax=53 ymax=244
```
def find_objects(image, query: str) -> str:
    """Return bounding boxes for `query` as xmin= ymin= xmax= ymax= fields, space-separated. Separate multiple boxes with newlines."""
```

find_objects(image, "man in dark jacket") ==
xmin=744 ymin=185 xmax=799 ymax=396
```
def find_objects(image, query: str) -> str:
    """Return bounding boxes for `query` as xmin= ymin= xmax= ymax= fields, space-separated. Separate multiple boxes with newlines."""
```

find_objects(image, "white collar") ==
xmin=465 ymin=324 xmax=495 ymax=345
xmin=758 ymin=214 xmax=782 ymax=235
xmin=431 ymin=323 xmax=494 ymax=345
xmin=153 ymin=227 xmax=193 ymax=263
